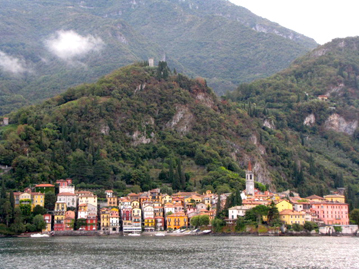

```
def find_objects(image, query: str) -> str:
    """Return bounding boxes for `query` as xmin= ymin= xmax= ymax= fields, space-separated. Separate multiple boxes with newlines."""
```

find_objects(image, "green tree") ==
xmin=19 ymin=203 xmax=32 ymax=220
xmin=199 ymin=215 xmax=210 ymax=226
xmin=32 ymin=205 xmax=47 ymax=216
xmin=211 ymin=218 xmax=225 ymax=233
xmin=3 ymin=201 xmax=13 ymax=227
xmin=76 ymin=219 xmax=87 ymax=230
xmin=190 ymin=215 xmax=200 ymax=227
xmin=32 ymin=214 xmax=46 ymax=231
xmin=303 ymin=221 xmax=317 ymax=232
xmin=267 ymin=201 xmax=280 ymax=226
xmin=176 ymin=159 xmax=186 ymax=190
xmin=44 ymin=192 xmax=56 ymax=211
xmin=245 ymin=205 xmax=269 ymax=224
xmin=93 ymin=159 xmax=112 ymax=183
xmin=10 ymin=207 xmax=25 ymax=234
xmin=350 ymin=209 xmax=359 ymax=226
xmin=235 ymin=216 xmax=246 ymax=232
xmin=292 ymin=223 xmax=303 ymax=232
xmin=216 ymin=194 xmax=221 ymax=218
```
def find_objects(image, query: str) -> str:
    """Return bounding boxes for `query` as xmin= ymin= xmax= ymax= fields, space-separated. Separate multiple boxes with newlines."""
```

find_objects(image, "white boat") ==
xmin=128 ymin=233 xmax=141 ymax=236
xmin=155 ymin=233 xmax=166 ymax=237
xmin=202 ymin=230 xmax=212 ymax=234
xmin=30 ymin=233 xmax=50 ymax=238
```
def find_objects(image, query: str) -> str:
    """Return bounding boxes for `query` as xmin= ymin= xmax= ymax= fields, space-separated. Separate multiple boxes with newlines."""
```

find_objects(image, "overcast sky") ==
xmin=229 ymin=0 xmax=359 ymax=45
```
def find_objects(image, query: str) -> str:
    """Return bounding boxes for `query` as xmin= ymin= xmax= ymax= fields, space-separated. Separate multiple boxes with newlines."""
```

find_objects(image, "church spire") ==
xmin=246 ymin=161 xmax=254 ymax=196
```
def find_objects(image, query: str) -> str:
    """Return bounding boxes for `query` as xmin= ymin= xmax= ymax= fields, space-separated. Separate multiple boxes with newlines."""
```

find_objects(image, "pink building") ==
xmin=64 ymin=211 xmax=75 ymax=231
xmin=311 ymin=202 xmax=349 ymax=225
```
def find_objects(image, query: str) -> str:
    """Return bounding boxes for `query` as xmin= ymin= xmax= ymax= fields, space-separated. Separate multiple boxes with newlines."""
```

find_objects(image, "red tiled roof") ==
xmin=35 ymin=184 xmax=55 ymax=187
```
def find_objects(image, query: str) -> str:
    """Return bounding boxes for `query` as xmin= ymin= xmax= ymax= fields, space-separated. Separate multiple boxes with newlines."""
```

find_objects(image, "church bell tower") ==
xmin=246 ymin=161 xmax=255 ymax=196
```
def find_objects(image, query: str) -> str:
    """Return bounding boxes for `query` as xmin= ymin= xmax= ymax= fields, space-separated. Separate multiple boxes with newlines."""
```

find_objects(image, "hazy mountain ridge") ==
xmin=0 ymin=0 xmax=317 ymax=115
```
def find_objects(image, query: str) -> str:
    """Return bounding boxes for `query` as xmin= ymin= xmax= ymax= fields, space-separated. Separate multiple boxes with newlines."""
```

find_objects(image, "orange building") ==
xmin=166 ymin=212 xmax=188 ymax=230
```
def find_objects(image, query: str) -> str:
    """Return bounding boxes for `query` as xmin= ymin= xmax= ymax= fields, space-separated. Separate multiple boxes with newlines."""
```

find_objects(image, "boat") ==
xmin=30 ymin=233 xmax=50 ymax=238
xmin=155 ymin=233 xmax=166 ymax=237
xmin=128 ymin=232 xmax=141 ymax=236
xmin=202 ymin=230 xmax=212 ymax=234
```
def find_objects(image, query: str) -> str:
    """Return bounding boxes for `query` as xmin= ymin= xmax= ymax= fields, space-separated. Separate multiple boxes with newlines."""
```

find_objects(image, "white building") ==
xmin=57 ymin=193 xmax=77 ymax=208
xmin=228 ymin=205 xmax=252 ymax=220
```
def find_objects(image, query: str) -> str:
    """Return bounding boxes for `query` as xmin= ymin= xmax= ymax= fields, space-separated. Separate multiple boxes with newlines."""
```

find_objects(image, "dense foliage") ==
xmin=0 ymin=63 xmax=263 ymax=196
xmin=0 ymin=0 xmax=316 ymax=114
xmin=227 ymin=37 xmax=359 ymax=208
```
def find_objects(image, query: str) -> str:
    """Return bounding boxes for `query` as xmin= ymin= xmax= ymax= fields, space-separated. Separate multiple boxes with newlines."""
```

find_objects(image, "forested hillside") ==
xmin=0 ymin=0 xmax=317 ymax=114
xmin=0 ymin=63 xmax=269 ymax=197
xmin=227 ymin=37 xmax=359 ymax=209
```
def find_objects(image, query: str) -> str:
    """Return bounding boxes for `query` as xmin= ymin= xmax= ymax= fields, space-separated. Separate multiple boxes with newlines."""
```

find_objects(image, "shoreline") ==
xmin=9 ymin=230 xmax=358 ymax=238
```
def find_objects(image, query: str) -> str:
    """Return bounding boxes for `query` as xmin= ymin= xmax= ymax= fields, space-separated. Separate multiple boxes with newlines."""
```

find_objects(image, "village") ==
xmin=10 ymin=162 xmax=358 ymax=236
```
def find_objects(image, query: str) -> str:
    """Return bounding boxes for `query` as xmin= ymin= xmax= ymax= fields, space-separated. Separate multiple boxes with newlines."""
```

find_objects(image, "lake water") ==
xmin=1 ymin=235 xmax=358 ymax=268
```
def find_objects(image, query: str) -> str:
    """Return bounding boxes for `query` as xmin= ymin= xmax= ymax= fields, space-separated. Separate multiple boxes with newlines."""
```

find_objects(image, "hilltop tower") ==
xmin=148 ymin=58 xmax=154 ymax=67
xmin=246 ymin=161 xmax=255 ymax=196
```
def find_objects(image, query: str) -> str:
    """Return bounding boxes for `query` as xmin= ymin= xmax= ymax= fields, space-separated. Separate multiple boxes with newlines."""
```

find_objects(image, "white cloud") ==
xmin=45 ymin=30 xmax=104 ymax=61
xmin=0 ymin=51 xmax=27 ymax=74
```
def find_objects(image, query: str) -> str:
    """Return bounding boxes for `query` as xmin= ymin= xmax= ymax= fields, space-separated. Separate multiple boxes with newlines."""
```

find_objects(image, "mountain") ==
xmin=0 ymin=0 xmax=317 ymax=115
xmin=0 ymin=63 xmax=269 ymax=196
xmin=227 ymin=37 xmax=359 ymax=208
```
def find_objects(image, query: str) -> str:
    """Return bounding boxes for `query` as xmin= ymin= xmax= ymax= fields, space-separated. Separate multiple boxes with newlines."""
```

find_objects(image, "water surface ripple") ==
xmin=0 ymin=236 xmax=358 ymax=268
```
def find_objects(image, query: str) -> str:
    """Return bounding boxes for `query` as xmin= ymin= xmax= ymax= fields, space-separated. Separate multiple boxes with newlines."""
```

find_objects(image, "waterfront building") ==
xmin=228 ymin=205 xmax=252 ymax=220
xmin=42 ymin=214 xmax=52 ymax=232
xmin=109 ymin=208 xmax=120 ymax=233
xmin=279 ymin=209 xmax=306 ymax=225
xmin=100 ymin=208 xmax=110 ymax=232
xmin=54 ymin=201 xmax=67 ymax=231
xmin=310 ymin=201 xmax=349 ymax=225
xmin=64 ymin=210 xmax=75 ymax=231
xmin=166 ymin=212 xmax=188 ymax=230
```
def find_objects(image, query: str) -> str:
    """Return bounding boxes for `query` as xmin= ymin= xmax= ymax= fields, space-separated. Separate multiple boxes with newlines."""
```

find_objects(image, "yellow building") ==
xmin=107 ymin=196 xmax=118 ymax=207
xmin=161 ymin=195 xmax=172 ymax=205
xmin=77 ymin=191 xmax=98 ymax=207
xmin=279 ymin=209 xmax=305 ymax=225
xmin=144 ymin=218 xmax=155 ymax=231
xmin=100 ymin=208 xmax=110 ymax=229
xmin=54 ymin=202 xmax=67 ymax=231
xmin=324 ymin=194 xmax=345 ymax=203
xmin=166 ymin=212 xmax=188 ymax=230
xmin=31 ymin=192 xmax=45 ymax=211
xmin=275 ymin=200 xmax=293 ymax=212
xmin=131 ymin=201 xmax=140 ymax=209
xmin=184 ymin=195 xmax=203 ymax=205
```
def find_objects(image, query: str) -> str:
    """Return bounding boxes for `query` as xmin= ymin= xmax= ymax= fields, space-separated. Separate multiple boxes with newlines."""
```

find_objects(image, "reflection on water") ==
xmin=0 ymin=236 xmax=358 ymax=268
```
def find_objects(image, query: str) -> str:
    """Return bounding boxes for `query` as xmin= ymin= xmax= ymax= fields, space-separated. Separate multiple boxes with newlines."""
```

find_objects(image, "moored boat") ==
xmin=155 ymin=233 xmax=166 ymax=237
xmin=30 ymin=233 xmax=50 ymax=238
xmin=127 ymin=233 xmax=141 ymax=236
